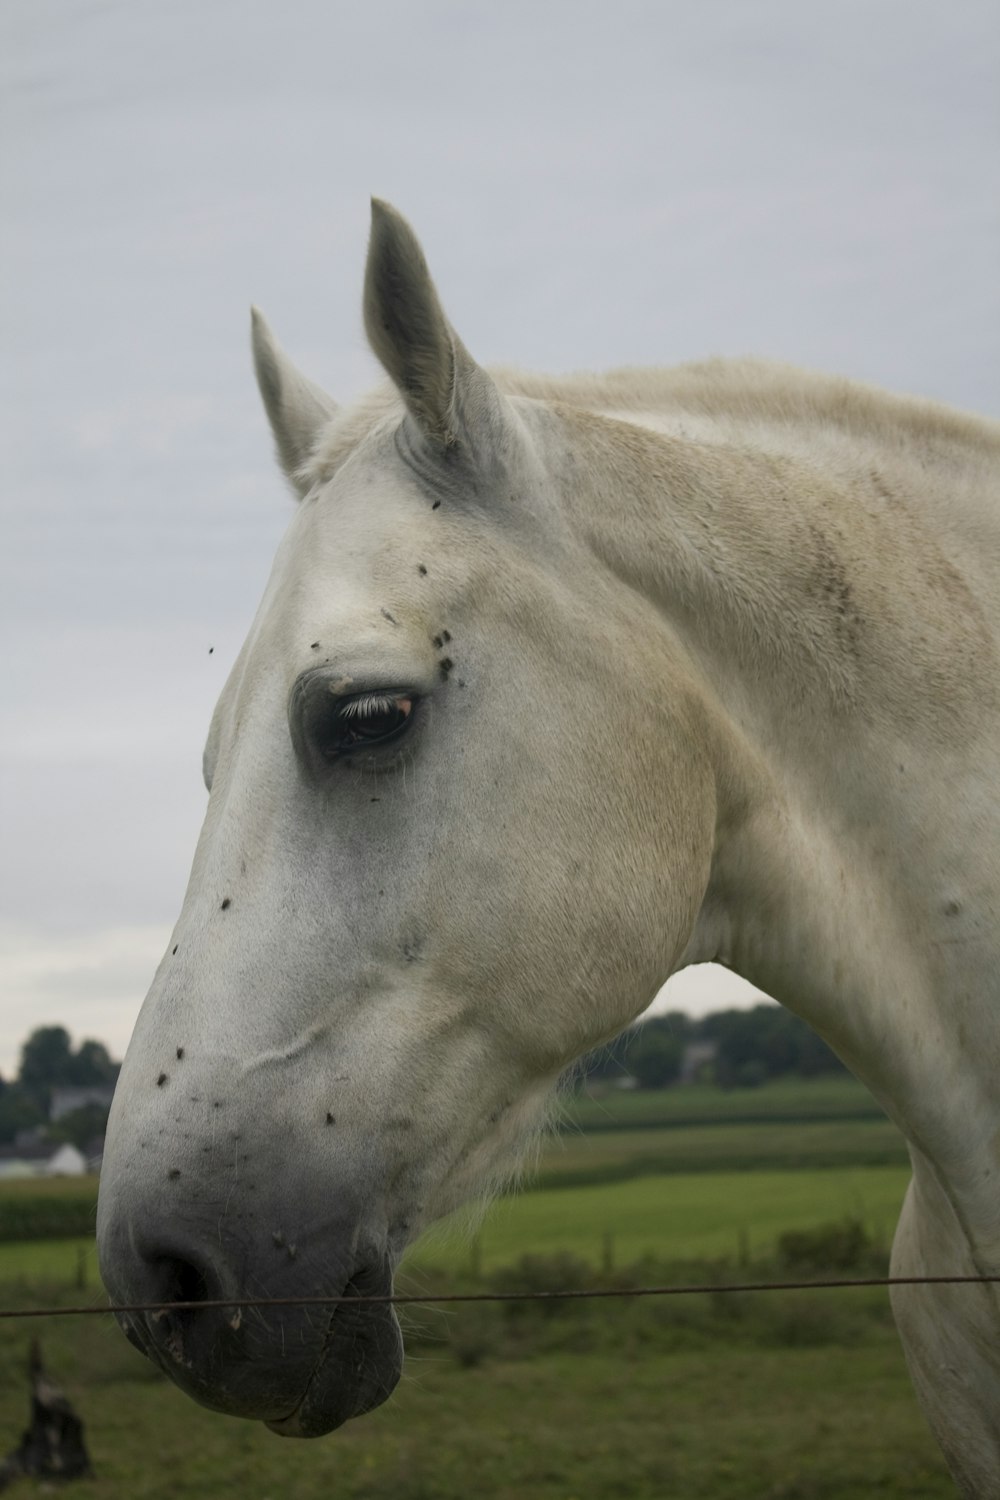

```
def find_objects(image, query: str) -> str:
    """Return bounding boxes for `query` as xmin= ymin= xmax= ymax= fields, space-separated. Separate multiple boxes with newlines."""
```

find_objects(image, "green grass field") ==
xmin=0 ymin=1177 xmax=98 ymax=1203
xmin=0 ymin=1236 xmax=98 ymax=1287
xmin=536 ymin=1117 xmax=907 ymax=1187
xmin=562 ymin=1074 xmax=888 ymax=1130
xmin=0 ymin=1083 xmax=942 ymax=1497
xmin=409 ymin=1166 xmax=909 ymax=1274
xmin=0 ymin=1327 xmax=952 ymax=1499
xmin=0 ymin=1162 xmax=911 ymax=1287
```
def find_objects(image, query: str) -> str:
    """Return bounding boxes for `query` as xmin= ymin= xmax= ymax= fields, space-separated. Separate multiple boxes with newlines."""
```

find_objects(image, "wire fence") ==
xmin=1 ymin=1272 xmax=999 ymax=1321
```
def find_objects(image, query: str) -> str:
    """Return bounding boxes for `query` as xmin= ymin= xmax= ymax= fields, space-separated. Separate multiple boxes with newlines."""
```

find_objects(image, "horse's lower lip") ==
xmin=124 ymin=1294 xmax=402 ymax=1436
xmin=265 ymin=1406 xmax=317 ymax=1438
xmin=262 ymin=1295 xmax=403 ymax=1438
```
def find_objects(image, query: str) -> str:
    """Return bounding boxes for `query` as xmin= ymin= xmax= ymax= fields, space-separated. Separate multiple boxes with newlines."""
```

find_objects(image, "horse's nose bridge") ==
xmin=132 ymin=904 xmax=337 ymax=1093
xmin=102 ymin=1019 xmax=390 ymax=1228
xmin=108 ymin=1050 xmax=312 ymax=1202
xmin=159 ymin=866 xmax=352 ymax=1048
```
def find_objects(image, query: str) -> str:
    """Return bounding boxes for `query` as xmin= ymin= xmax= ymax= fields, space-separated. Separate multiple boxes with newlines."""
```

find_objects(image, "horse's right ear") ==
xmin=251 ymin=307 xmax=337 ymax=499
xmin=364 ymin=199 xmax=507 ymax=463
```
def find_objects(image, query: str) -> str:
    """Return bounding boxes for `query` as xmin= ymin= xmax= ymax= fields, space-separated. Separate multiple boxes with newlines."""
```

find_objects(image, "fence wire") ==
xmin=2 ymin=1273 xmax=999 ymax=1320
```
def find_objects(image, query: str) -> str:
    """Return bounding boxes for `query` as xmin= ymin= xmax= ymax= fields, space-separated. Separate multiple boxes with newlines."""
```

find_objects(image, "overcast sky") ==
xmin=1 ymin=0 xmax=997 ymax=1076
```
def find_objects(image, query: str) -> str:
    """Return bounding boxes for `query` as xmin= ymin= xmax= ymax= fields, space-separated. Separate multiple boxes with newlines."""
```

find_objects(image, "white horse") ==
xmin=97 ymin=201 xmax=1000 ymax=1494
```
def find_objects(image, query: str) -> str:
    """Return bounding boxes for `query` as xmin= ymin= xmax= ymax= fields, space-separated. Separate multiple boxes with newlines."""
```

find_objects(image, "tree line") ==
xmin=581 ymin=1004 xmax=847 ymax=1090
xmin=0 ymin=1027 xmax=120 ymax=1148
xmin=0 ymin=1003 xmax=847 ymax=1148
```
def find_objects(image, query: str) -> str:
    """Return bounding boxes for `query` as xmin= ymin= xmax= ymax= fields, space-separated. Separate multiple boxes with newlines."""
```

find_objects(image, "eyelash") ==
xmin=339 ymin=693 xmax=399 ymax=722
xmin=315 ymin=690 xmax=416 ymax=758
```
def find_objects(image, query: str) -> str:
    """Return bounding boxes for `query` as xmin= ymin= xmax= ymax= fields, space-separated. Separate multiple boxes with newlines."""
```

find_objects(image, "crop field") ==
xmin=0 ymin=1173 xmax=98 ymax=1241
xmin=562 ymin=1073 xmax=887 ymax=1130
xmin=410 ymin=1165 xmax=910 ymax=1274
xmin=0 ymin=1081 xmax=948 ymax=1497
xmin=534 ymin=1118 xmax=907 ymax=1187
xmin=0 ymin=1161 xmax=910 ymax=1289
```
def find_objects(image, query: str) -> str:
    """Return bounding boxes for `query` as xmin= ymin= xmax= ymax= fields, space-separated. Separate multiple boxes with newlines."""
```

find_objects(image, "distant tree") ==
xmin=578 ymin=1002 xmax=846 ymax=1092
xmin=578 ymin=1014 xmax=692 ymax=1089
xmin=49 ymin=1102 xmax=113 ymax=1151
xmin=18 ymin=1028 xmax=75 ymax=1110
xmin=657 ymin=1010 xmax=696 ymax=1041
xmin=703 ymin=1005 xmax=846 ymax=1087
xmin=17 ymin=1027 xmax=121 ymax=1113
xmin=627 ymin=1022 xmax=684 ymax=1089
xmin=0 ymin=1082 xmax=45 ymax=1144
xmin=67 ymin=1040 xmax=119 ymax=1088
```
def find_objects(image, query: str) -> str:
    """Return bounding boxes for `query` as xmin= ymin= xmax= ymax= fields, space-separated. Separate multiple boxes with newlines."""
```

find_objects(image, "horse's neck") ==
xmin=558 ymin=394 xmax=1000 ymax=1232
xmin=554 ymin=391 xmax=998 ymax=726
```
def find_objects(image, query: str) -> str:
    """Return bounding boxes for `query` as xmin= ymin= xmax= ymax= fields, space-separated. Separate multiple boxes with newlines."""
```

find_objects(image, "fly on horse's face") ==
xmin=97 ymin=202 xmax=716 ymax=1435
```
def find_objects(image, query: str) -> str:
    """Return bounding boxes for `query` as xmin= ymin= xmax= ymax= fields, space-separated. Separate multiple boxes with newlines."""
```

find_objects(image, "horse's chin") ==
xmin=264 ymin=1298 xmax=404 ymax=1439
xmin=118 ymin=1260 xmax=403 ymax=1439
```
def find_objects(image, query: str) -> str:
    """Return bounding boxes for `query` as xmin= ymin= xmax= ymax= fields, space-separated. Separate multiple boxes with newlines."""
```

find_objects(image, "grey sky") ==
xmin=1 ymin=0 xmax=997 ymax=1074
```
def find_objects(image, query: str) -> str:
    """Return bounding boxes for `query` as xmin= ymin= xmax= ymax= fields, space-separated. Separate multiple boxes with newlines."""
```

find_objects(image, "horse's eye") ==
xmin=315 ymin=692 xmax=415 ymax=759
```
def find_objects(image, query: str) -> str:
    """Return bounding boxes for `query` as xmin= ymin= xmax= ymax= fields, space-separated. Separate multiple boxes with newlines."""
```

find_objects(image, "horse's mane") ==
xmin=304 ymin=357 xmax=999 ymax=491
xmin=500 ymin=359 xmax=999 ymax=461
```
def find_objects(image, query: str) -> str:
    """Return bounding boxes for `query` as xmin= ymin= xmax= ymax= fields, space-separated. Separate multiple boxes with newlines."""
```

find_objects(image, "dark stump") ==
xmin=0 ymin=1340 xmax=92 ymax=1489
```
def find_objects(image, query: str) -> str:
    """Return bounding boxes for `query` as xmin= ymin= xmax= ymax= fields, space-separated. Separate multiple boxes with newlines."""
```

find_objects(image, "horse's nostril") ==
xmin=104 ymin=1240 xmax=222 ymax=1365
xmin=162 ymin=1255 xmax=212 ymax=1306
xmin=136 ymin=1241 xmax=221 ymax=1314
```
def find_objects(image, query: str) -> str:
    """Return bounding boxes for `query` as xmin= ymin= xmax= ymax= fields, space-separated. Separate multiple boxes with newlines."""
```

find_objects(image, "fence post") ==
xmin=601 ymin=1231 xmax=615 ymax=1275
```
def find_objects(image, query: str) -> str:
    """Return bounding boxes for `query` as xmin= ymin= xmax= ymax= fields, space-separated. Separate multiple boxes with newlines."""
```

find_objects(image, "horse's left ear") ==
xmin=364 ymin=199 xmax=504 ymax=457
xmin=251 ymin=307 xmax=338 ymax=498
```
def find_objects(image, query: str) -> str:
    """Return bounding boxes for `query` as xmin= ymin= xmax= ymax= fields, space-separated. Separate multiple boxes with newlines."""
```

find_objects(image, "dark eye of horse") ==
xmin=316 ymin=692 xmax=415 ymax=758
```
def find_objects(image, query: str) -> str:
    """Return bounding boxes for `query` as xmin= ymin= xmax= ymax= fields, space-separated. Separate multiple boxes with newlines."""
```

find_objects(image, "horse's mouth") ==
xmin=264 ymin=1272 xmax=403 ymax=1439
xmin=118 ymin=1257 xmax=402 ymax=1438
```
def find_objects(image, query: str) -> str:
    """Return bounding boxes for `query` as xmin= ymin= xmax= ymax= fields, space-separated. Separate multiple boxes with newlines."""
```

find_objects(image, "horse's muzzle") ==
xmin=97 ymin=1202 xmax=402 ymax=1436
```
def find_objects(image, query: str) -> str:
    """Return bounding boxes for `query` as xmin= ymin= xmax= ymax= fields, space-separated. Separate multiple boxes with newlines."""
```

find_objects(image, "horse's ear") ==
xmin=364 ymin=199 xmax=501 ymax=454
xmin=251 ymin=307 xmax=337 ymax=498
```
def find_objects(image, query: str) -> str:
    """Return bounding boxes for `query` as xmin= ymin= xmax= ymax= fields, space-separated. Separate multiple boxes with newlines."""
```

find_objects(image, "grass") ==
xmin=0 ymin=1173 xmax=100 ymax=1241
xmin=563 ymin=1075 xmax=887 ymax=1132
xmin=535 ymin=1118 xmax=907 ymax=1186
xmin=0 ymin=1081 xmax=942 ymax=1500
xmin=0 ymin=1289 xmax=952 ymax=1498
xmin=0 ymin=1168 xmax=910 ymax=1287
xmin=408 ymin=1167 xmax=910 ymax=1274
xmin=0 ymin=1236 xmax=98 ymax=1287
xmin=0 ymin=1177 xmax=98 ymax=1202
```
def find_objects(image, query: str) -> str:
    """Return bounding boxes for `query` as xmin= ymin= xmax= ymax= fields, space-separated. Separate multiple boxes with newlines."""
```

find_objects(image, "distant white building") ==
xmin=679 ymin=1040 xmax=718 ymax=1084
xmin=0 ymin=1141 xmax=88 ymax=1179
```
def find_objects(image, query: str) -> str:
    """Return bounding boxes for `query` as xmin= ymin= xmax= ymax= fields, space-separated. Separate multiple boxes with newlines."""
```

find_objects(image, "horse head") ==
xmin=96 ymin=202 xmax=717 ymax=1435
